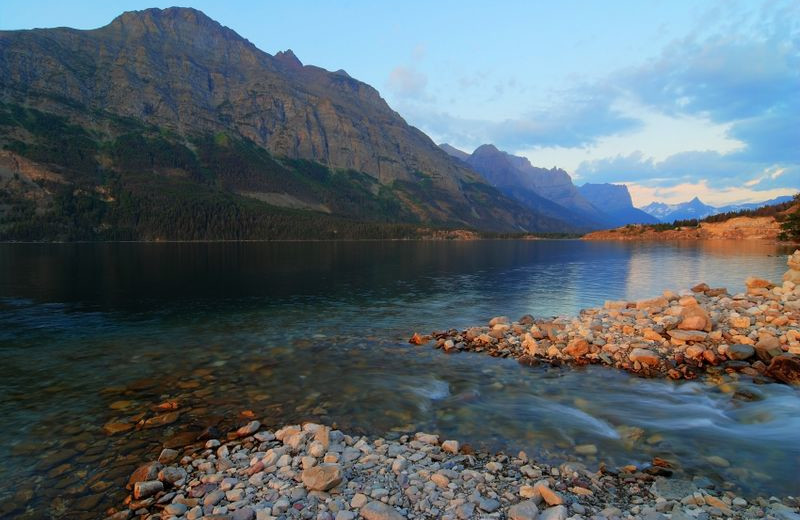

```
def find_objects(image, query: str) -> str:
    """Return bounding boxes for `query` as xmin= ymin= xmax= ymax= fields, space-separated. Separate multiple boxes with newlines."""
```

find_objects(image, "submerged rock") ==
xmin=766 ymin=355 xmax=800 ymax=385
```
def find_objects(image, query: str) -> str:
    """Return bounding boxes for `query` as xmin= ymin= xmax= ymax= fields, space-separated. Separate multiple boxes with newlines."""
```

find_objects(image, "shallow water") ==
xmin=0 ymin=240 xmax=798 ymax=517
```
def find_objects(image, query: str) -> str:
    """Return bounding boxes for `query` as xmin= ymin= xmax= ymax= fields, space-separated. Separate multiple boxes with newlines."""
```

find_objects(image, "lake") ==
xmin=0 ymin=239 xmax=797 ymax=518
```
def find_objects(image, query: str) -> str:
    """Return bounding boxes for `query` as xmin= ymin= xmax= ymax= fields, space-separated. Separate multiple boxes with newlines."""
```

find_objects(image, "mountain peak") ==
xmin=104 ymin=7 xmax=252 ymax=49
xmin=439 ymin=143 xmax=470 ymax=161
xmin=275 ymin=49 xmax=303 ymax=68
xmin=473 ymin=143 xmax=501 ymax=155
xmin=110 ymin=7 xmax=217 ymax=29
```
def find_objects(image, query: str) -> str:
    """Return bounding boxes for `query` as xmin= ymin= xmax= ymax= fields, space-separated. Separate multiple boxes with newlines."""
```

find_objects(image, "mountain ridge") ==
xmin=441 ymin=143 xmax=658 ymax=229
xmin=0 ymin=7 xmax=576 ymax=239
xmin=640 ymin=195 xmax=794 ymax=222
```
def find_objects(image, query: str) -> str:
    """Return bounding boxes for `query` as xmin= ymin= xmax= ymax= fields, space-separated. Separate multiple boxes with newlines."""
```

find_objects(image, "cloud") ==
xmin=623 ymin=35 xmax=798 ymax=122
xmin=614 ymin=2 xmax=800 ymax=168
xmin=386 ymin=0 xmax=799 ymax=203
xmin=401 ymin=89 xmax=641 ymax=150
xmin=577 ymin=148 xmax=799 ymax=206
xmin=578 ymin=149 xmax=798 ymax=187
xmin=386 ymin=66 xmax=428 ymax=99
xmin=626 ymin=180 xmax=797 ymax=207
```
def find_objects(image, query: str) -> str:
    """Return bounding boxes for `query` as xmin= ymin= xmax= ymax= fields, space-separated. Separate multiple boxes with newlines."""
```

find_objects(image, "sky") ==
xmin=1 ymin=0 xmax=798 ymax=206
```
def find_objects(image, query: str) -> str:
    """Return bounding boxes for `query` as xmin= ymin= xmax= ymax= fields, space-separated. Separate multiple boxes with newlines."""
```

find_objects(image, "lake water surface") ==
xmin=0 ymin=240 xmax=798 ymax=518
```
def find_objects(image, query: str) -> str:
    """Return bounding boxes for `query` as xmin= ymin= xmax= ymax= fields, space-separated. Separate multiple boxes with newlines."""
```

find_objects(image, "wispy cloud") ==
xmin=386 ymin=65 xmax=428 ymax=99
xmin=389 ymin=0 xmax=799 ymax=202
xmin=399 ymin=88 xmax=641 ymax=150
xmin=627 ymin=180 xmax=797 ymax=207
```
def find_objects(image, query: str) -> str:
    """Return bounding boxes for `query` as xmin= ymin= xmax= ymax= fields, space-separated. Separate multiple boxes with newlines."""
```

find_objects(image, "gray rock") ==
xmin=204 ymin=489 xmax=225 ymax=507
xmin=133 ymin=480 xmax=163 ymax=500
xmin=237 ymin=420 xmax=261 ymax=437
xmin=232 ymin=506 xmax=256 ymax=520
xmin=158 ymin=466 xmax=187 ymax=485
xmin=727 ymin=344 xmax=755 ymax=360
xmin=477 ymin=496 xmax=500 ymax=513
xmin=650 ymin=477 xmax=697 ymax=500
xmin=163 ymin=503 xmax=187 ymax=516
xmin=158 ymin=448 xmax=180 ymax=464
xmin=272 ymin=497 xmax=290 ymax=515
xmin=770 ymin=504 xmax=800 ymax=520
xmin=540 ymin=505 xmax=568 ymax=520
xmin=359 ymin=500 xmax=405 ymax=520
xmin=186 ymin=505 xmax=203 ymax=520
xmin=455 ymin=502 xmax=475 ymax=519
xmin=508 ymin=499 xmax=539 ymax=520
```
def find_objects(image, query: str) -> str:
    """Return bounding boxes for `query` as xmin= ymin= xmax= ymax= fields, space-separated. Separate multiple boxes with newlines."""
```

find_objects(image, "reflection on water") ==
xmin=0 ymin=240 xmax=797 ymax=517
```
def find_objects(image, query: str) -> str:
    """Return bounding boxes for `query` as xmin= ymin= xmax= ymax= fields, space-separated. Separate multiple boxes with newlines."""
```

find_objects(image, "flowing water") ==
xmin=0 ymin=240 xmax=798 ymax=518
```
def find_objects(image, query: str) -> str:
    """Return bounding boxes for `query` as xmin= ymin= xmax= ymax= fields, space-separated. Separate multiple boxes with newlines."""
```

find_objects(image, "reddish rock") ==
xmin=409 ymin=333 xmax=426 ymax=345
xmin=629 ymin=348 xmax=660 ymax=367
xmin=143 ymin=411 xmax=180 ymax=429
xmin=677 ymin=305 xmax=712 ymax=332
xmin=301 ymin=464 xmax=343 ymax=491
xmin=103 ymin=421 xmax=133 ymax=435
xmin=133 ymin=480 xmax=163 ymax=499
xmin=766 ymin=355 xmax=800 ymax=385
xmin=563 ymin=338 xmax=589 ymax=358
xmin=127 ymin=462 xmax=162 ymax=490
xmin=236 ymin=420 xmax=260 ymax=437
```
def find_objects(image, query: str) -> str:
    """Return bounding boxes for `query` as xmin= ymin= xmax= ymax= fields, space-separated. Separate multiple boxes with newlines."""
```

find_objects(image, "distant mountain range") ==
xmin=640 ymin=196 xmax=795 ymax=222
xmin=0 ymin=7 xmax=573 ymax=240
xmin=440 ymin=143 xmax=659 ymax=230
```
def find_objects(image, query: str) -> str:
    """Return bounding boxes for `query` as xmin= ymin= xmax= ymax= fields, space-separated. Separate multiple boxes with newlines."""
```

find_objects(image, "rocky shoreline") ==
xmin=110 ymin=421 xmax=799 ymax=520
xmin=416 ymin=250 xmax=800 ymax=387
xmin=581 ymin=216 xmax=787 ymax=242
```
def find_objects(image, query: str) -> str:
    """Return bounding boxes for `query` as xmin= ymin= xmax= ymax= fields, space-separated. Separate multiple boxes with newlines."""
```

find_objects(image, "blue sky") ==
xmin=1 ymin=0 xmax=797 ymax=206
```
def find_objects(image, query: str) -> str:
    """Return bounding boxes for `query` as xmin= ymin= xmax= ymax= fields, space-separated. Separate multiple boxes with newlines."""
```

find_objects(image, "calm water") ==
xmin=0 ymin=240 xmax=798 ymax=518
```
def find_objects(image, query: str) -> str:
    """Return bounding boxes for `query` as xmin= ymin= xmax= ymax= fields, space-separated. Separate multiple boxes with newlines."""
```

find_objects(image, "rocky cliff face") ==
xmin=0 ymin=7 xmax=571 ymax=235
xmin=578 ymin=183 xmax=659 ymax=226
xmin=441 ymin=143 xmax=634 ymax=229
xmin=0 ymin=8 xmax=463 ymax=187
xmin=468 ymin=145 xmax=599 ymax=213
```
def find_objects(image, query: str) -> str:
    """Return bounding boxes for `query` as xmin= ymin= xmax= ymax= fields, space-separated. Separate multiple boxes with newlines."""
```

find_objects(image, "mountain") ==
xmin=715 ymin=195 xmax=795 ymax=214
xmin=441 ymin=143 xmax=655 ymax=230
xmin=439 ymin=143 xmax=470 ymax=162
xmin=640 ymin=197 xmax=716 ymax=221
xmin=0 ymin=7 xmax=572 ymax=240
xmin=468 ymin=145 xmax=600 ymax=215
xmin=445 ymin=144 xmax=603 ymax=229
xmin=639 ymin=196 xmax=795 ymax=223
xmin=577 ymin=183 xmax=660 ymax=226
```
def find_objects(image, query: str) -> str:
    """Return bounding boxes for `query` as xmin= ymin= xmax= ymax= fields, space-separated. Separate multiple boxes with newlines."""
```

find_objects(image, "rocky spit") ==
xmin=417 ymin=250 xmax=800 ymax=387
xmin=110 ymin=421 xmax=799 ymax=520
